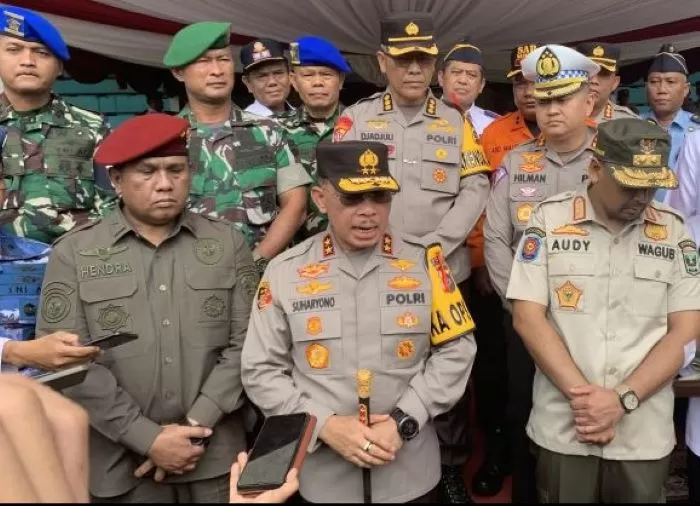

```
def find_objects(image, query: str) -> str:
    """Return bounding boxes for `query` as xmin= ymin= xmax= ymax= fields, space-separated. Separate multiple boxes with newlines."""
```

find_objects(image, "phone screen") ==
xmin=237 ymin=413 xmax=309 ymax=491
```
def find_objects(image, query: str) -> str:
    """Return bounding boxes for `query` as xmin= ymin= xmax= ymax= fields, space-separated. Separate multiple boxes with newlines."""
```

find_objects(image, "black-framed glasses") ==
xmin=335 ymin=191 xmax=393 ymax=207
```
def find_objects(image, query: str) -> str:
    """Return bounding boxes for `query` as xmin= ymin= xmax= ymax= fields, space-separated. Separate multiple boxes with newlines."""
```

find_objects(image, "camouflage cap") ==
xmin=594 ymin=118 xmax=678 ymax=189
xmin=317 ymin=141 xmax=399 ymax=194
xmin=163 ymin=21 xmax=231 ymax=68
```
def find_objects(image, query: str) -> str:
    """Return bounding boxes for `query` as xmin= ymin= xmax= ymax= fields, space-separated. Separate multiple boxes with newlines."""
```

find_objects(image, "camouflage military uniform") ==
xmin=278 ymin=105 xmax=342 ymax=238
xmin=180 ymin=105 xmax=311 ymax=250
xmin=0 ymin=94 xmax=116 ymax=243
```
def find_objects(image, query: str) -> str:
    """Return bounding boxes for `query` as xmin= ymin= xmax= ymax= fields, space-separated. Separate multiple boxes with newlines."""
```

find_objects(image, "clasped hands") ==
xmin=569 ymin=384 xmax=625 ymax=446
xmin=319 ymin=414 xmax=403 ymax=469
xmin=134 ymin=423 xmax=213 ymax=482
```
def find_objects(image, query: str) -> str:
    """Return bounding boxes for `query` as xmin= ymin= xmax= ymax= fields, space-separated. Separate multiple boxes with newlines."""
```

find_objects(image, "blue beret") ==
xmin=1 ymin=6 xmax=69 ymax=61
xmin=289 ymin=36 xmax=350 ymax=74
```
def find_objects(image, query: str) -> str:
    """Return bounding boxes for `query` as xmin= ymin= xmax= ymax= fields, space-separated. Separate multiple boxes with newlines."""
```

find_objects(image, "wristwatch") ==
xmin=390 ymin=408 xmax=419 ymax=441
xmin=615 ymin=385 xmax=640 ymax=414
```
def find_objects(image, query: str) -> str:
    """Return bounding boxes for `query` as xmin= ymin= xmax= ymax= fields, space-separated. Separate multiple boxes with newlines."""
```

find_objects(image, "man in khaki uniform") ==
xmin=483 ymin=44 xmax=598 ymax=503
xmin=576 ymin=42 xmax=638 ymax=125
xmin=507 ymin=118 xmax=700 ymax=502
xmin=36 ymin=114 xmax=258 ymax=503
xmin=241 ymin=141 xmax=477 ymax=503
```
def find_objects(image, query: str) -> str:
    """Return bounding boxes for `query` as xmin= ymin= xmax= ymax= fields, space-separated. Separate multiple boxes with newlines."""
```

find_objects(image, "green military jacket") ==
xmin=179 ymin=104 xmax=311 ymax=249
xmin=0 ymin=94 xmax=116 ymax=243
xmin=277 ymin=105 xmax=342 ymax=238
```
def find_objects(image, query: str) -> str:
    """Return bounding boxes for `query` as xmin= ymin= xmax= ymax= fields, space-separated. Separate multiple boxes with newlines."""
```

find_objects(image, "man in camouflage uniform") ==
xmin=0 ymin=6 xmax=115 ymax=244
xmin=279 ymin=35 xmax=350 ymax=240
xmin=164 ymin=21 xmax=311 ymax=274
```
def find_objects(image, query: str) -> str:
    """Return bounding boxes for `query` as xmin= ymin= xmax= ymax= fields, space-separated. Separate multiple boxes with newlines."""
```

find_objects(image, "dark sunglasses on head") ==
xmin=336 ymin=191 xmax=393 ymax=207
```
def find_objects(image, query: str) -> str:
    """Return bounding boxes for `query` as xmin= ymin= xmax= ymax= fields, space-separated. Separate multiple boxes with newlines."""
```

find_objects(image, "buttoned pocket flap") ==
xmin=634 ymin=260 xmax=673 ymax=284
xmin=548 ymin=255 xmax=595 ymax=276
xmin=290 ymin=310 xmax=342 ymax=343
xmin=185 ymin=268 xmax=237 ymax=290
xmin=79 ymin=276 xmax=137 ymax=303
xmin=421 ymin=144 xmax=459 ymax=164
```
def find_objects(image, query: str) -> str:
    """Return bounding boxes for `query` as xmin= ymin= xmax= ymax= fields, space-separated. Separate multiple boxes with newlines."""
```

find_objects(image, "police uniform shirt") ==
xmin=241 ymin=229 xmax=477 ymax=503
xmin=669 ymin=130 xmax=700 ymax=240
xmin=506 ymin=188 xmax=700 ymax=460
xmin=334 ymin=90 xmax=490 ymax=283
xmin=594 ymin=101 xmax=639 ymax=125
xmin=484 ymin=129 xmax=596 ymax=300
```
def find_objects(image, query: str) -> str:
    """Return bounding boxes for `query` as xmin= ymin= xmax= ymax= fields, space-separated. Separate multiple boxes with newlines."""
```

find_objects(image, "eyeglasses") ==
xmin=334 ymin=191 xmax=393 ymax=207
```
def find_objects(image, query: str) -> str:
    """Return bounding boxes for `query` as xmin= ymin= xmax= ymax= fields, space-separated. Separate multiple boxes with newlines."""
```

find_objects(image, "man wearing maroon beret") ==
xmin=35 ymin=113 xmax=258 ymax=503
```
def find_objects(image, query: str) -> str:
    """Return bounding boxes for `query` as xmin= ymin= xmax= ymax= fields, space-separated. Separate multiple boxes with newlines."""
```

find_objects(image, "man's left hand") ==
xmin=569 ymin=384 xmax=624 ymax=436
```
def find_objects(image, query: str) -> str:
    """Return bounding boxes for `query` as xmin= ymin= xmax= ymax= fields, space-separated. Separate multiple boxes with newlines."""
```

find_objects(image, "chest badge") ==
xmin=396 ymin=339 xmax=416 ymax=359
xmin=644 ymin=223 xmax=668 ymax=242
xmin=388 ymin=275 xmax=421 ymax=290
xmin=306 ymin=316 xmax=323 ymax=336
xmin=519 ymin=152 xmax=544 ymax=173
xmin=306 ymin=343 xmax=329 ymax=369
xmin=555 ymin=280 xmax=583 ymax=310
xmin=396 ymin=312 xmax=419 ymax=328
xmin=390 ymin=259 xmax=416 ymax=272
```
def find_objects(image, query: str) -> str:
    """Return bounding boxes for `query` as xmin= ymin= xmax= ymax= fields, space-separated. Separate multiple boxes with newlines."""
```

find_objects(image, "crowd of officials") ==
xmin=1 ymin=4 xmax=700 ymax=504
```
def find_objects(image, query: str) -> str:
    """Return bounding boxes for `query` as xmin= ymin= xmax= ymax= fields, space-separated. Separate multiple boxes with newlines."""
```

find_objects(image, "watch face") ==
xmin=623 ymin=392 xmax=639 ymax=411
xmin=401 ymin=417 xmax=419 ymax=439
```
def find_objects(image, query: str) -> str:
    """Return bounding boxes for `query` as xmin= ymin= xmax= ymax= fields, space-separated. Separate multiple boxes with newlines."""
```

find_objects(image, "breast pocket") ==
xmin=547 ymin=255 xmax=594 ymax=314
xmin=420 ymin=144 xmax=460 ymax=195
xmin=185 ymin=267 xmax=236 ymax=347
xmin=632 ymin=260 xmax=671 ymax=317
xmin=380 ymin=306 xmax=431 ymax=369
xmin=289 ymin=310 xmax=343 ymax=375
xmin=79 ymin=275 xmax=141 ymax=358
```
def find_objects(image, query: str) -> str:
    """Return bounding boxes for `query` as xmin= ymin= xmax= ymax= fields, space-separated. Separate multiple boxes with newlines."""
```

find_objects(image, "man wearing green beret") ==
xmin=508 ymin=118 xmax=700 ymax=502
xmin=164 ymin=22 xmax=311 ymax=275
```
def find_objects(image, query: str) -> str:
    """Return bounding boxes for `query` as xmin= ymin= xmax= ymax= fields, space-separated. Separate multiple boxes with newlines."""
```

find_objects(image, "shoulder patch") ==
xmin=52 ymin=219 xmax=102 ymax=246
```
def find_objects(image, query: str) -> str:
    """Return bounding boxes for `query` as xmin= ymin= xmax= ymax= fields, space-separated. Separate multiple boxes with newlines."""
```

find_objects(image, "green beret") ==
xmin=163 ymin=21 xmax=231 ymax=68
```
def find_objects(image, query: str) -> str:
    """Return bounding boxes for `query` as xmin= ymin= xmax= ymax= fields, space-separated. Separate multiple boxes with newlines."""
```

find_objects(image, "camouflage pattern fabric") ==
xmin=277 ymin=105 xmax=341 ymax=239
xmin=180 ymin=104 xmax=302 ymax=249
xmin=0 ymin=94 xmax=117 ymax=244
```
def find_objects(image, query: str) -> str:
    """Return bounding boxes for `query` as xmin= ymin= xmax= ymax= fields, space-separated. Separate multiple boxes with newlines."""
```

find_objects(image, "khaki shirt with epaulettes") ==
xmin=484 ymin=129 xmax=596 ymax=300
xmin=334 ymin=89 xmax=490 ymax=283
xmin=36 ymin=208 xmax=258 ymax=496
xmin=593 ymin=101 xmax=639 ymax=125
xmin=241 ymin=230 xmax=477 ymax=503
xmin=506 ymin=188 xmax=700 ymax=460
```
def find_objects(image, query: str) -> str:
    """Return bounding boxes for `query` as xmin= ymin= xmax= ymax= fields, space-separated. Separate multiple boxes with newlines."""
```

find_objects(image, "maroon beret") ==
xmin=95 ymin=113 xmax=190 ymax=167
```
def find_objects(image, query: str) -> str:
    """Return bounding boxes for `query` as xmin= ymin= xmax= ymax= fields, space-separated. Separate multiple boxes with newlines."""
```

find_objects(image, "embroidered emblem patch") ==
xmin=555 ymin=280 xmax=583 ymax=310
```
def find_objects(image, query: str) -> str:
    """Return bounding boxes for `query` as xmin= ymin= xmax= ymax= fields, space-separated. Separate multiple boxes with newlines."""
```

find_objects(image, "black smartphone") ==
xmin=237 ymin=412 xmax=316 ymax=495
xmin=83 ymin=332 xmax=138 ymax=351
xmin=32 ymin=364 xmax=89 ymax=391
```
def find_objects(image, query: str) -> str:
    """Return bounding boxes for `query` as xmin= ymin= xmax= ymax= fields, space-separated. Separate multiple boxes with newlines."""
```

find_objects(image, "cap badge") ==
xmin=253 ymin=41 xmax=265 ymax=52
xmin=634 ymin=138 xmax=661 ymax=167
xmin=4 ymin=11 xmax=24 ymax=37
xmin=359 ymin=149 xmax=379 ymax=175
xmin=289 ymin=42 xmax=300 ymax=65
xmin=536 ymin=48 xmax=561 ymax=78
xmin=405 ymin=22 xmax=420 ymax=36
xmin=593 ymin=45 xmax=605 ymax=57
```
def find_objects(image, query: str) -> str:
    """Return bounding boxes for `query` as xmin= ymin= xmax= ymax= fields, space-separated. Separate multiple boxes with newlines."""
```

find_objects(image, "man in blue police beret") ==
xmin=240 ymin=39 xmax=294 ymax=117
xmin=279 ymin=35 xmax=351 ymax=240
xmin=0 ymin=6 xmax=116 ymax=243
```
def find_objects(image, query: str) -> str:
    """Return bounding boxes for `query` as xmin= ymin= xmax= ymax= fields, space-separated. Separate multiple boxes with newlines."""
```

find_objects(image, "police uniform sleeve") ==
xmin=241 ymin=260 xmax=335 ymax=451
xmin=484 ymin=161 xmax=515 ymax=301
xmin=668 ymin=227 xmax=700 ymax=314
xmin=668 ymin=134 xmax=700 ymax=241
xmin=421 ymin=119 xmax=489 ymax=258
xmin=505 ymin=205 xmax=550 ymax=306
xmin=396 ymin=244 xmax=477 ymax=428
xmin=332 ymin=106 xmax=358 ymax=142
xmin=273 ymin=125 xmax=313 ymax=194
xmin=187 ymin=229 xmax=258 ymax=428
xmin=36 ymin=238 xmax=162 ymax=457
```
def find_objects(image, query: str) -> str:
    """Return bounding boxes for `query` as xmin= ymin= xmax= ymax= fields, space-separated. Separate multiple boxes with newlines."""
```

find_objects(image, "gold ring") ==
xmin=362 ymin=440 xmax=372 ymax=452
xmin=367 ymin=443 xmax=374 ymax=453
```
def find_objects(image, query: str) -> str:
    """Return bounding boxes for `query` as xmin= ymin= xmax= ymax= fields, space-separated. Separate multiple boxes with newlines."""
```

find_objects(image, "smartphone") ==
xmin=237 ymin=412 xmax=316 ymax=495
xmin=32 ymin=364 xmax=89 ymax=391
xmin=83 ymin=332 xmax=138 ymax=351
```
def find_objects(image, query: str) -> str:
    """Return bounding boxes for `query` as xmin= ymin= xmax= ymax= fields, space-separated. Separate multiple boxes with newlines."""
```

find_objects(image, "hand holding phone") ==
xmin=230 ymin=451 xmax=300 ymax=503
xmin=82 ymin=332 xmax=138 ymax=351
xmin=236 ymin=412 xmax=315 ymax=497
